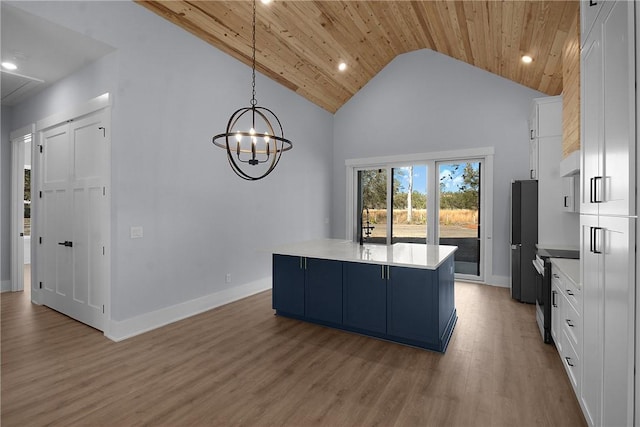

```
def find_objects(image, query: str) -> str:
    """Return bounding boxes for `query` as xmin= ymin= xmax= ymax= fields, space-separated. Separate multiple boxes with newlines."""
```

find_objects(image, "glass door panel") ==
xmin=357 ymin=169 xmax=387 ymax=244
xmin=392 ymin=166 xmax=428 ymax=243
xmin=438 ymin=161 xmax=482 ymax=279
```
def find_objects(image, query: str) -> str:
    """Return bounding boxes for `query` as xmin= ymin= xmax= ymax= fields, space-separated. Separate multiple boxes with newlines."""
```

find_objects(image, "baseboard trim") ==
xmin=485 ymin=275 xmax=509 ymax=288
xmin=1 ymin=280 xmax=12 ymax=293
xmin=105 ymin=277 xmax=271 ymax=342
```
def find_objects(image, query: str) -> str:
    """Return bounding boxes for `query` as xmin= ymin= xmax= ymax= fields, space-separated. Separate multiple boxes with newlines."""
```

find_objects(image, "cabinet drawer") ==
xmin=562 ymin=298 xmax=581 ymax=350
xmin=554 ymin=269 xmax=581 ymax=308
xmin=561 ymin=332 xmax=581 ymax=394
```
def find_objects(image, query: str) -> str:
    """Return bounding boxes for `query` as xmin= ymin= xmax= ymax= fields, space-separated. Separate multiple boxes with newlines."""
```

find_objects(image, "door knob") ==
xmin=58 ymin=241 xmax=73 ymax=247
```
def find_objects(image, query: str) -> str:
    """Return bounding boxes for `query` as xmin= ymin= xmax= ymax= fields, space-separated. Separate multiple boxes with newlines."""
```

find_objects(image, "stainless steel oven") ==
xmin=533 ymin=248 xmax=579 ymax=343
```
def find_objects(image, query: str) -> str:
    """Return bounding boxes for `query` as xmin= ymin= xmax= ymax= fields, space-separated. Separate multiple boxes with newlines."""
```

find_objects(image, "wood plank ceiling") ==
xmin=137 ymin=1 xmax=579 ymax=113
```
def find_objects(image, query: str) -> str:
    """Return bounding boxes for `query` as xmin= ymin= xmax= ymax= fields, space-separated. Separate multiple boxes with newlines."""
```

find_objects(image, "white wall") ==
xmin=8 ymin=1 xmax=333 ymax=329
xmin=0 ymin=106 xmax=13 ymax=291
xmin=332 ymin=49 xmax=544 ymax=285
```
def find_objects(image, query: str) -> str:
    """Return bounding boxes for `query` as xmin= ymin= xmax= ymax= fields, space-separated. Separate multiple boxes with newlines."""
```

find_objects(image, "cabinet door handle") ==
xmin=566 ymin=289 xmax=574 ymax=297
xmin=530 ymin=169 xmax=535 ymax=179
xmin=565 ymin=356 xmax=574 ymax=367
xmin=593 ymin=176 xmax=603 ymax=203
xmin=381 ymin=265 xmax=385 ymax=279
xmin=553 ymin=273 xmax=559 ymax=279
xmin=563 ymin=196 xmax=569 ymax=208
xmin=590 ymin=227 xmax=603 ymax=254
xmin=530 ymin=129 xmax=534 ymax=140
xmin=589 ymin=0 xmax=597 ymax=6
xmin=589 ymin=177 xmax=595 ymax=203
xmin=552 ymin=290 xmax=557 ymax=307
xmin=566 ymin=319 xmax=574 ymax=327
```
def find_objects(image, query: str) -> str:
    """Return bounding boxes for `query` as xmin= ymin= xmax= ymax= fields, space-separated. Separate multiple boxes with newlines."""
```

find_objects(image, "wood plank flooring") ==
xmin=1 ymin=282 xmax=586 ymax=426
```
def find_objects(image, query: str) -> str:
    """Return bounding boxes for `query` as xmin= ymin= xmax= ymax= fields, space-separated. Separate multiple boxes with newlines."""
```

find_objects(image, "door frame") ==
xmin=31 ymin=93 xmax=111 ymax=331
xmin=345 ymin=147 xmax=494 ymax=284
xmin=10 ymin=124 xmax=35 ymax=293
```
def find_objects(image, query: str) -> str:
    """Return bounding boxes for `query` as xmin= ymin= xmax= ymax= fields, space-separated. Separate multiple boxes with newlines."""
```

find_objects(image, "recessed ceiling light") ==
xmin=521 ymin=55 xmax=533 ymax=64
xmin=1 ymin=61 xmax=17 ymax=71
xmin=338 ymin=62 xmax=347 ymax=72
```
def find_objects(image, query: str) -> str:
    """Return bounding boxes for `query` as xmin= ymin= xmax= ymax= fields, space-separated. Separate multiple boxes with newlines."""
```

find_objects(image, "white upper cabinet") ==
xmin=580 ymin=1 xmax=636 ymax=217
xmin=529 ymin=96 xmax=562 ymax=180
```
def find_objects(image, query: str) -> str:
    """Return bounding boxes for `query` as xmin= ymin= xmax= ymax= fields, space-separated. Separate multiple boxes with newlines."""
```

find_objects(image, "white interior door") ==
xmin=38 ymin=110 xmax=108 ymax=331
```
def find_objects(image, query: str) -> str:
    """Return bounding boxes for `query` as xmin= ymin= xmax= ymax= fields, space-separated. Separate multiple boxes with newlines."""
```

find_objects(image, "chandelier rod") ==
xmin=251 ymin=0 xmax=257 ymax=107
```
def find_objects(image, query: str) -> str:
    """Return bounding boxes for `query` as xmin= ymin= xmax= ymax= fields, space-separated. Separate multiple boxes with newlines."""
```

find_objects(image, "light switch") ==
xmin=130 ymin=226 xmax=143 ymax=239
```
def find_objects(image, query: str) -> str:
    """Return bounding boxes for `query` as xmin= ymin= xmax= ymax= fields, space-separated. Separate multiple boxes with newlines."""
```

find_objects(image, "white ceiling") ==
xmin=1 ymin=3 xmax=114 ymax=106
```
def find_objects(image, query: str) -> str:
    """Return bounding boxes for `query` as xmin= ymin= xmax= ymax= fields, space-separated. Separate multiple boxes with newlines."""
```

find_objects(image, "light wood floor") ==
xmin=1 ymin=281 xmax=586 ymax=426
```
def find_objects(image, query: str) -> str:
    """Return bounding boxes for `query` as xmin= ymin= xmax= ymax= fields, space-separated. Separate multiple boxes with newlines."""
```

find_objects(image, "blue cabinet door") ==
xmin=387 ymin=266 xmax=438 ymax=345
xmin=437 ymin=255 xmax=455 ymax=338
xmin=272 ymin=254 xmax=304 ymax=317
xmin=305 ymin=258 xmax=343 ymax=325
xmin=343 ymin=262 xmax=387 ymax=334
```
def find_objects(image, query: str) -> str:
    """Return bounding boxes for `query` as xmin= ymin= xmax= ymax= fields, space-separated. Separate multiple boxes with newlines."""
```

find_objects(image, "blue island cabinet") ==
xmin=272 ymin=255 xmax=343 ymax=325
xmin=273 ymin=250 xmax=456 ymax=353
xmin=342 ymin=262 xmax=387 ymax=334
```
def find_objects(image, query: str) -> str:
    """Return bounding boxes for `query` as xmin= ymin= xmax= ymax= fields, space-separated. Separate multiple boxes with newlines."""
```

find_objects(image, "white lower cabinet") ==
xmin=551 ymin=260 xmax=582 ymax=399
xmin=580 ymin=215 xmax=635 ymax=427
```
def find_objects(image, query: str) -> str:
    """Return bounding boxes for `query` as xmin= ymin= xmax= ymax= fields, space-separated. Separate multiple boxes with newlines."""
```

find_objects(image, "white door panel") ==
xmin=600 ymin=216 xmax=635 ymax=427
xmin=42 ymin=127 xmax=70 ymax=186
xmin=38 ymin=110 xmax=108 ymax=331
xmin=599 ymin=2 xmax=635 ymax=216
xmin=580 ymin=214 xmax=602 ymax=427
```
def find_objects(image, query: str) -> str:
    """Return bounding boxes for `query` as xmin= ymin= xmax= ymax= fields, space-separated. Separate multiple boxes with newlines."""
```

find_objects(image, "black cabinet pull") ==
xmin=590 ymin=227 xmax=603 ymax=254
xmin=566 ymin=319 xmax=574 ymax=327
xmin=589 ymin=0 xmax=597 ymax=6
xmin=565 ymin=356 xmax=574 ymax=367
xmin=552 ymin=290 xmax=557 ymax=307
xmin=593 ymin=176 xmax=603 ymax=203
xmin=564 ymin=196 xmax=569 ymax=208
xmin=566 ymin=289 xmax=574 ymax=297
xmin=57 ymin=241 xmax=73 ymax=247
xmin=530 ymin=129 xmax=534 ymax=140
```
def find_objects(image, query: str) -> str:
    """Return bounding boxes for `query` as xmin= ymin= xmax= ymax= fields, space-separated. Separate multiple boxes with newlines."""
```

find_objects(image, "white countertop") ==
xmin=272 ymin=239 xmax=457 ymax=270
xmin=550 ymin=258 xmax=581 ymax=289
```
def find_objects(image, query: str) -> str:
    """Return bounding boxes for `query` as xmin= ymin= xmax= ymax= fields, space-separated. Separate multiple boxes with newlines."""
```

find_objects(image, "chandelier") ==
xmin=212 ymin=0 xmax=293 ymax=181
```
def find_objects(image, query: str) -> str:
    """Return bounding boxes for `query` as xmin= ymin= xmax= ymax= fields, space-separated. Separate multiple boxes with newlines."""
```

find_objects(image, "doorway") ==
xmin=36 ymin=107 xmax=110 ymax=331
xmin=10 ymin=125 xmax=34 ymax=294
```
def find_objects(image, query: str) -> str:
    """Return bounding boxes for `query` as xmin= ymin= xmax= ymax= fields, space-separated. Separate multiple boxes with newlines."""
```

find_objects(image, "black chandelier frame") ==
xmin=211 ymin=0 xmax=292 ymax=181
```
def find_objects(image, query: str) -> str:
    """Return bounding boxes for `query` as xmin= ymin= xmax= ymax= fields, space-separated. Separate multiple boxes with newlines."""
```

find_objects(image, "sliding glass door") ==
xmin=357 ymin=169 xmax=388 ymax=244
xmin=392 ymin=166 xmax=428 ymax=243
xmin=437 ymin=160 xmax=482 ymax=280
xmin=353 ymin=156 xmax=485 ymax=282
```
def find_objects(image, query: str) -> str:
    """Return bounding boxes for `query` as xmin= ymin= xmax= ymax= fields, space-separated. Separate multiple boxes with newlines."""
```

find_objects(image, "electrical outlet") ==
xmin=225 ymin=273 xmax=232 ymax=284
xmin=130 ymin=226 xmax=143 ymax=239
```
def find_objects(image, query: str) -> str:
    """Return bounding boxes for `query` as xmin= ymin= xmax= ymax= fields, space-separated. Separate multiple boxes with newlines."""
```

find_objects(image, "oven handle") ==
xmin=532 ymin=259 xmax=545 ymax=275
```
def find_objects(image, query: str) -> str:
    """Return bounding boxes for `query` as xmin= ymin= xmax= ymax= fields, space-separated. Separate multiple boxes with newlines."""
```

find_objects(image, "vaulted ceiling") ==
xmin=137 ymin=1 xmax=579 ymax=113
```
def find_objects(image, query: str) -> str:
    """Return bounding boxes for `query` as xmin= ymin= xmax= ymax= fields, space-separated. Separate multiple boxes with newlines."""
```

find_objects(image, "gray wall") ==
xmin=332 ymin=49 xmax=544 ymax=284
xmin=7 ymin=1 xmax=333 ymax=321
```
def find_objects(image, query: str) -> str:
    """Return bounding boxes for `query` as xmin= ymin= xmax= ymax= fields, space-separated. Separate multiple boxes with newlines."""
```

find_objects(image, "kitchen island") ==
xmin=272 ymin=239 xmax=458 ymax=352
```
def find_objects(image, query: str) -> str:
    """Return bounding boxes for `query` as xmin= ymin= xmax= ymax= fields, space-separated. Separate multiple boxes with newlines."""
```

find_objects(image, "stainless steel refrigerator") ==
xmin=510 ymin=180 xmax=538 ymax=303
